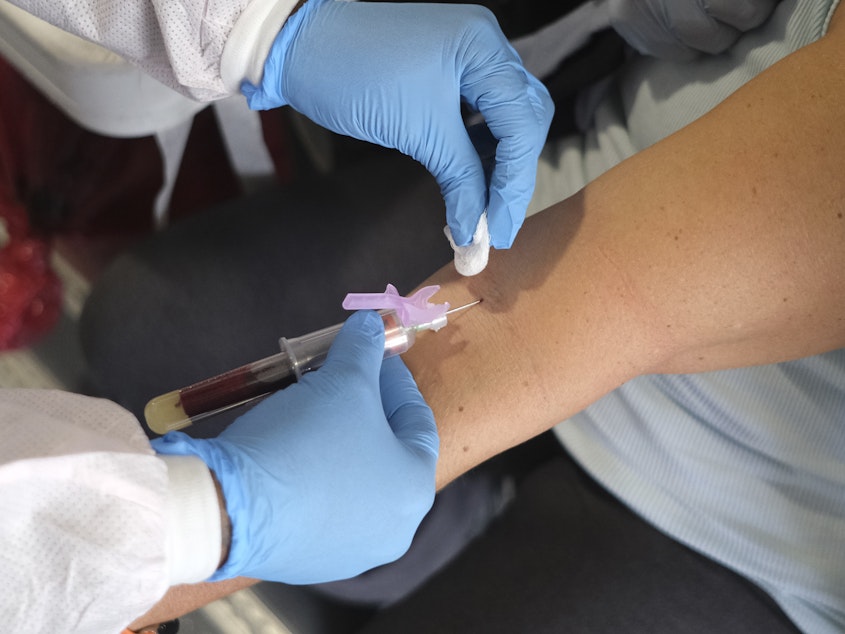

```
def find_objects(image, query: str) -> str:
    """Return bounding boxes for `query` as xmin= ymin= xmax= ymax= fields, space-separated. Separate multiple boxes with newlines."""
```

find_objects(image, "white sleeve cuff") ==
xmin=220 ymin=0 xmax=302 ymax=92
xmin=159 ymin=455 xmax=222 ymax=585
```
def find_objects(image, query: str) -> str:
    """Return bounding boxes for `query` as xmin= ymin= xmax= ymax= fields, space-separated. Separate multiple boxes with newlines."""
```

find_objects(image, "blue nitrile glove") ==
xmin=152 ymin=311 xmax=439 ymax=584
xmin=242 ymin=0 xmax=553 ymax=250
xmin=608 ymin=0 xmax=779 ymax=60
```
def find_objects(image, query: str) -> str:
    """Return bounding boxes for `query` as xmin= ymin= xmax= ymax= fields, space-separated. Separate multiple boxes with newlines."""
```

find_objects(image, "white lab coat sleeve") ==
xmin=0 ymin=389 xmax=222 ymax=634
xmin=6 ymin=0 xmax=301 ymax=100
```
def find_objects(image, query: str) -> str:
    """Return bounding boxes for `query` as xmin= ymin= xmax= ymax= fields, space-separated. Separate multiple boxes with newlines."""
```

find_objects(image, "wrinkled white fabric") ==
xmin=0 ymin=389 xmax=220 ymax=634
xmin=7 ymin=0 xmax=300 ymax=100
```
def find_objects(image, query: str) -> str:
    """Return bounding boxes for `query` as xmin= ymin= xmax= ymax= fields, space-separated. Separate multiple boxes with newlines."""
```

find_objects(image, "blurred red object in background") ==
xmin=0 ymin=52 xmax=296 ymax=350
xmin=0 ymin=194 xmax=62 ymax=349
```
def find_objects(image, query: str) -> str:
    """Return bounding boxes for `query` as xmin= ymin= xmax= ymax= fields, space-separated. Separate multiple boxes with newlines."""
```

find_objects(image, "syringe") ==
xmin=144 ymin=300 xmax=480 ymax=434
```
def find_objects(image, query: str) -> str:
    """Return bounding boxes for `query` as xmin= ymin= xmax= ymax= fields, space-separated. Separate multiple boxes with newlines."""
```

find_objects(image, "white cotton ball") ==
xmin=444 ymin=212 xmax=490 ymax=277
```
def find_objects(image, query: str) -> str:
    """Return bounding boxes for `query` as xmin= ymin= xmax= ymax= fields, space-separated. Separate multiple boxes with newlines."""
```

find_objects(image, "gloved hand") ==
xmin=608 ymin=0 xmax=780 ymax=60
xmin=152 ymin=311 xmax=439 ymax=584
xmin=242 ymin=0 xmax=553 ymax=250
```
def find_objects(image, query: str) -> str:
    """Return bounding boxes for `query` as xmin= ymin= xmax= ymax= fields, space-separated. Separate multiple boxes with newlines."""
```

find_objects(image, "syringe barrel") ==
xmin=144 ymin=350 xmax=297 ymax=434
xmin=281 ymin=310 xmax=414 ymax=378
xmin=144 ymin=311 xmax=414 ymax=433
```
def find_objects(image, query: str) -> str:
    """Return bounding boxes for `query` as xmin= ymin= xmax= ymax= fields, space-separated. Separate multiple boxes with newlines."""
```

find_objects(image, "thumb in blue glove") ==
xmin=242 ymin=0 xmax=553 ymax=252
xmin=152 ymin=310 xmax=439 ymax=584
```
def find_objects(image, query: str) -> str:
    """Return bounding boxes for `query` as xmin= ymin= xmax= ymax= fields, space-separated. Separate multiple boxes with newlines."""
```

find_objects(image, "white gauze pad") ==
xmin=444 ymin=212 xmax=490 ymax=276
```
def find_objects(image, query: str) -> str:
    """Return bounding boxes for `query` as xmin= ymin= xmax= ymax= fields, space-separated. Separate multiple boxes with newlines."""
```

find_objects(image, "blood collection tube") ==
xmin=145 ymin=310 xmax=426 ymax=434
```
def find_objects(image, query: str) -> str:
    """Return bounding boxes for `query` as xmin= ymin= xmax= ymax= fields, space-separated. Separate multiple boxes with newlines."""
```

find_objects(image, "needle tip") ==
xmin=445 ymin=298 xmax=482 ymax=315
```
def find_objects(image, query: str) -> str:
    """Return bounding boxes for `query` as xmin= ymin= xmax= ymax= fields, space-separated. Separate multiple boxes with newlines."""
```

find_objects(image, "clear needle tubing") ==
xmin=144 ymin=301 xmax=480 ymax=434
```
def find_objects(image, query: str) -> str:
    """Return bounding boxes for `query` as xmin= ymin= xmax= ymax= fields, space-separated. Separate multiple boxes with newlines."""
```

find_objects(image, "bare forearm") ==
xmin=409 ymin=13 xmax=845 ymax=489
xmin=598 ymin=21 xmax=845 ymax=373
xmin=407 ymin=193 xmax=665 ymax=488
xmin=128 ymin=578 xmax=259 ymax=632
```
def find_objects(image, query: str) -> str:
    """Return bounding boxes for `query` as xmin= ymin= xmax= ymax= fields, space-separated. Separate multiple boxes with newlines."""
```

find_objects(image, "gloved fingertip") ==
xmin=448 ymin=231 xmax=472 ymax=248
xmin=151 ymin=431 xmax=183 ymax=447
xmin=487 ymin=200 xmax=524 ymax=250
xmin=445 ymin=207 xmax=486 ymax=248
xmin=327 ymin=311 xmax=386 ymax=370
xmin=346 ymin=309 xmax=383 ymax=335
xmin=487 ymin=215 xmax=515 ymax=249
xmin=445 ymin=207 xmax=485 ymax=247
xmin=151 ymin=431 xmax=204 ymax=458
xmin=438 ymin=150 xmax=488 ymax=247
xmin=489 ymin=223 xmax=520 ymax=249
xmin=526 ymin=72 xmax=555 ymax=114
